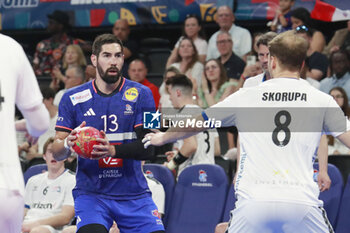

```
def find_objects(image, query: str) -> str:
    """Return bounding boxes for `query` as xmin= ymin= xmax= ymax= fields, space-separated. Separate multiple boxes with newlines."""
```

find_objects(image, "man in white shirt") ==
xmin=143 ymin=30 xmax=350 ymax=233
xmin=0 ymin=34 xmax=50 ymax=233
xmin=207 ymin=5 xmax=252 ymax=60
xmin=22 ymin=137 xmax=75 ymax=233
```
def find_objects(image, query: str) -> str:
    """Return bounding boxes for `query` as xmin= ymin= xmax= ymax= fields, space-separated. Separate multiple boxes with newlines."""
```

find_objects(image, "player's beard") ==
xmin=97 ymin=63 xmax=121 ymax=84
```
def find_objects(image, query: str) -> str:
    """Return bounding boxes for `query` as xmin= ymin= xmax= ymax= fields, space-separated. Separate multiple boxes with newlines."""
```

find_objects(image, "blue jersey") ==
xmin=56 ymin=78 xmax=155 ymax=200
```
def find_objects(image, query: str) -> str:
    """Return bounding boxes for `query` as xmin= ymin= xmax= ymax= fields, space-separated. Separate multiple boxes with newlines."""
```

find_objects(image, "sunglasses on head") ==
xmin=295 ymin=25 xmax=309 ymax=32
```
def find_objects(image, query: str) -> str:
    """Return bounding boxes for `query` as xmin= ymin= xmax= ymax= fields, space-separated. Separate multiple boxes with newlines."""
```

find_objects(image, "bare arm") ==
xmin=317 ymin=135 xmax=331 ymax=192
xmin=52 ymin=131 xmax=74 ymax=161
xmin=214 ymin=136 xmax=221 ymax=156
xmin=310 ymin=31 xmax=326 ymax=53
xmin=306 ymin=69 xmax=324 ymax=81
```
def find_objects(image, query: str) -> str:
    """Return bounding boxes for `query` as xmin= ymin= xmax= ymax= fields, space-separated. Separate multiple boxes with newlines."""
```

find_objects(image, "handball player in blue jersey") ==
xmin=52 ymin=34 xmax=165 ymax=233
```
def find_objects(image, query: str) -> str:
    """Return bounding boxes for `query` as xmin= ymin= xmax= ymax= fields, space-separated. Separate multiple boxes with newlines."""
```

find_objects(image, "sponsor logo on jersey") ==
xmin=123 ymin=87 xmax=139 ymax=102
xmin=57 ymin=116 xmax=64 ymax=121
xmin=152 ymin=209 xmax=161 ymax=219
xmin=124 ymin=104 xmax=134 ymax=115
xmin=199 ymin=170 xmax=207 ymax=182
xmin=84 ymin=108 xmax=96 ymax=116
xmin=145 ymin=170 xmax=154 ymax=179
xmin=98 ymin=157 xmax=123 ymax=168
xmin=70 ymin=89 xmax=92 ymax=106
xmin=33 ymin=202 xmax=53 ymax=209
xmin=144 ymin=110 xmax=161 ymax=129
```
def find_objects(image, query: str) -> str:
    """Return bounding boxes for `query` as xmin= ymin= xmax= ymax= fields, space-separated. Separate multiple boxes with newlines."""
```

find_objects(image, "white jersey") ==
xmin=205 ymin=78 xmax=349 ymax=206
xmin=24 ymin=170 xmax=75 ymax=222
xmin=243 ymin=73 xmax=265 ymax=88
xmin=0 ymin=34 xmax=43 ymax=196
xmin=145 ymin=176 xmax=165 ymax=215
xmin=176 ymin=104 xmax=217 ymax=175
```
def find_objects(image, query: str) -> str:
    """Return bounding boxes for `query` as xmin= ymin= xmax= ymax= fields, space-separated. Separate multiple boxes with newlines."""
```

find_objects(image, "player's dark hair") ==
xmin=43 ymin=137 xmax=55 ymax=154
xmin=269 ymin=30 xmax=308 ymax=72
xmin=166 ymin=74 xmax=193 ymax=96
xmin=256 ymin=31 xmax=277 ymax=48
xmin=182 ymin=14 xmax=206 ymax=40
xmin=40 ymin=86 xmax=56 ymax=100
xmin=92 ymin=33 xmax=123 ymax=56
xmin=291 ymin=7 xmax=312 ymax=27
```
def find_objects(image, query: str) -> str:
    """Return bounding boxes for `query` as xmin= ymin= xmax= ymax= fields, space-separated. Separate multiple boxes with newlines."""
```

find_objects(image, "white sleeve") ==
xmin=323 ymin=97 xmax=350 ymax=137
xmin=22 ymin=103 xmax=50 ymax=137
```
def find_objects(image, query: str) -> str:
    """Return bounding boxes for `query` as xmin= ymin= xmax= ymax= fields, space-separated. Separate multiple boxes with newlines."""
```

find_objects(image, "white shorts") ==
xmin=227 ymin=198 xmax=334 ymax=233
xmin=0 ymin=188 xmax=24 ymax=233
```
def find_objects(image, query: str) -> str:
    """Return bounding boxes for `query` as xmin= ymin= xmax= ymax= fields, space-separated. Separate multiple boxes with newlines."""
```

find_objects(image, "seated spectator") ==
xmin=51 ymin=44 xmax=87 ymax=91
xmin=296 ymin=25 xmax=328 ymax=82
xmin=324 ymin=20 xmax=350 ymax=56
xmin=22 ymin=137 xmax=75 ymax=233
xmin=270 ymin=0 xmax=294 ymax=33
xmin=207 ymin=5 xmax=252 ymax=60
xmin=245 ymin=32 xmax=263 ymax=66
xmin=159 ymin=66 xmax=181 ymax=111
xmin=166 ymin=14 xmax=207 ymax=66
xmin=113 ymin=19 xmax=138 ymax=78
xmin=197 ymin=59 xmax=236 ymax=109
xmin=33 ymin=10 xmax=89 ymax=76
xmin=217 ymin=31 xmax=246 ymax=84
xmin=328 ymin=87 xmax=350 ymax=155
xmin=128 ymin=59 xmax=160 ymax=109
xmin=164 ymin=74 xmax=220 ymax=176
xmin=169 ymin=37 xmax=203 ymax=89
xmin=320 ymin=50 xmax=350 ymax=104
xmin=290 ymin=7 xmax=326 ymax=53
xmin=54 ymin=65 xmax=85 ymax=107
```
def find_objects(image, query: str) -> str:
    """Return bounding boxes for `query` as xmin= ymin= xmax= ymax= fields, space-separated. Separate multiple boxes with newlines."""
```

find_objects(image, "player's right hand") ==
xmin=66 ymin=121 xmax=86 ymax=148
xmin=142 ymin=132 xmax=166 ymax=148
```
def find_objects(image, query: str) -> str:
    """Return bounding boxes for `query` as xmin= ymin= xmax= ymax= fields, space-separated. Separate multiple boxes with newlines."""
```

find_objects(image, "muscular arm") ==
xmin=52 ymin=131 xmax=72 ymax=161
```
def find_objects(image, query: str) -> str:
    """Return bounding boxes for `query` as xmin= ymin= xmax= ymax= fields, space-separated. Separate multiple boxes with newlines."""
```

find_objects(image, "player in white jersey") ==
xmin=0 ymin=34 xmax=50 ymax=233
xmin=164 ymin=74 xmax=219 ymax=175
xmin=23 ymin=138 xmax=75 ymax=233
xmin=143 ymin=31 xmax=350 ymax=233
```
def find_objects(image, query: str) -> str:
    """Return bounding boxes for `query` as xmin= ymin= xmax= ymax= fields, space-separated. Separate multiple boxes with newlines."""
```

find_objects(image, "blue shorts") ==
xmin=74 ymin=194 xmax=164 ymax=233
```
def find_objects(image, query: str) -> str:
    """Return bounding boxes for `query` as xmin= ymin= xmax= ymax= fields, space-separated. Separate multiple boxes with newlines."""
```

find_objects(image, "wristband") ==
xmin=173 ymin=151 xmax=188 ymax=165
xmin=64 ymin=137 xmax=71 ymax=150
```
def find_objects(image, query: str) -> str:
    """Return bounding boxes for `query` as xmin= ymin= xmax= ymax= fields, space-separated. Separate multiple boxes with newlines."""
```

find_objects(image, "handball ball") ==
xmin=72 ymin=126 xmax=103 ymax=159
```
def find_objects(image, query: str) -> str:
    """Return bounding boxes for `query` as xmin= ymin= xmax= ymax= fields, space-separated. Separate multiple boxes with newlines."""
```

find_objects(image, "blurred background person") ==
xmin=270 ymin=0 xmax=294 ymax=33
xmin=159 ymin=66 xmax=181 ymax=112
xmin=166 ymin=14 xmax=207 ymax=66
xmin=324 ymin=20 xmax=350 ymax=56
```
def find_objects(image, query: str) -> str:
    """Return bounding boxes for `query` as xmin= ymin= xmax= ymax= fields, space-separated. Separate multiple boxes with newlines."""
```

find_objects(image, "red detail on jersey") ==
xmin=98 ymin=157 xmax=123 ymax=168
xmin=152 ymin=209 xmax=161 ymax=219
xmin=56 ymin=125 xmax=73 ymax=131
xmin=90 ymin=9 xmax=105 ymax=27
xmin=119 ymin=78 xmax=126 ymax=92
xmin=134 ymin=123 xmax=142 ymax=128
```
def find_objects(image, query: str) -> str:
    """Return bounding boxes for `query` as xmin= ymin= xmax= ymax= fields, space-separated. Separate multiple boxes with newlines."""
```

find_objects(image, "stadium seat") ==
xmin=143 ymin=48 xmax=171 ymax=75
xmin=143 ymin=164 xmax=176 ymax=227
xmin=335 ymin=174 xmax=350 ymax=233
xmin=328 ymin=155 xmax=350 ymax=184
xmin=314 ymin=163 xmax=343 ymax=227
xmin=23 ymin=164 xmax=48 ymax=184
xmin=139 ymin=38 xmax=170 ymax=53
xmin=215 ymin=155 xmax=235 ymax=183
xmin=166 ymin=164 xmax=228 ymax=233
xmin=222 ymin=183 xmax=237 ymax=222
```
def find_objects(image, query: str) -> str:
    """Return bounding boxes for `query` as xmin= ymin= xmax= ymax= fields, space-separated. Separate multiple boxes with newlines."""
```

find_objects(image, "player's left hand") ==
xmin=92 ymin=131 xmax=115 ymax=160
xmin=318 ymin=171 xmax=331 ymax=192
xmin=142 ymin=132 xmax=166 ymax=148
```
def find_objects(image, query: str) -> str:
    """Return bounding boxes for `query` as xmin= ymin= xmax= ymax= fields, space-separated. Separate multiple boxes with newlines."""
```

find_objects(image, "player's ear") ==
xmin=91 ymin=54 xmax=97 ymax=67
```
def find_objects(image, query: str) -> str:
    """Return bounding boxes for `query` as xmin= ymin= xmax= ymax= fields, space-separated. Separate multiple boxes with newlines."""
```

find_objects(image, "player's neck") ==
xmin=273 ymin=70 xmax=299 ymax=79
xmin=95 ymin=78 xmax=121 ymax=95
xmin=48 ymin=166 xmax=65 ymax=180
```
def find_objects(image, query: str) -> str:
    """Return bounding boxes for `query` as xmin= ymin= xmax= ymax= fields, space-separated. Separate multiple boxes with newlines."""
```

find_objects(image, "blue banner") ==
xmin=0 ymin=0 xmax=347 ymax=30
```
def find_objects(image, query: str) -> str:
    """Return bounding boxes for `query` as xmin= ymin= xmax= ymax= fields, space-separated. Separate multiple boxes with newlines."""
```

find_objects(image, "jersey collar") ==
xmin=92 ymin=77 xmax=125 ymax=97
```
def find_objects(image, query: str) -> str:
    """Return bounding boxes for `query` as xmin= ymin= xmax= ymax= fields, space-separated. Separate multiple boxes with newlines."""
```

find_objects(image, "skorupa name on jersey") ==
xmin=33 ymin=202 xmax=53 ymax=209
xmin=262 ymin=92 xmax=307 ymax=102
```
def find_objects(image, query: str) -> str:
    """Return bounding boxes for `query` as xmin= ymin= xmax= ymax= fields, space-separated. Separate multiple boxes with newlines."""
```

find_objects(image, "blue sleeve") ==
xmin=135 ymin=87 xmax=156 ymax=127
xmin=55 ymin=92 xmax=76 ymax=132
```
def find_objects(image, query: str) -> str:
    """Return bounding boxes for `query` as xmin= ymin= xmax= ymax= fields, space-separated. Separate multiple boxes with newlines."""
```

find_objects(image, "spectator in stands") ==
xmin=290 ymin=7 xmax=326 ymax=53
xmin=33 ymin=10 xmax=88 ymax=76
xmin=207 ymin=5 xmax=252 ymax=60
xmin=164 ymin=74 xmax=220 ymax=176
xmin=197 ymin=59 xmax=236 ymax=109
xmin=270 ymin=0 xmax=294 ymax=33
xmin=328 ymin=87 xmax=350 ymax=155
xmin=296 ymin=25 xmax=328 ymax=82
xmin=320 ymin=50 xmax=350 ymax=104
xmin=113 ymin=19 xmax=138 ymax=78
xmin=169 ymin=37 xmax=203 ymax=90
xmin=128 ymin=59 xmax=160 ymax=109
xmin=22 ymin=137 xmax=75 ymax=233
xmin=324 ymin=20 xmax=350 ymax=56
xmin=51 ymin=44 xmax=87 ymax=91
xmin=159 ymin=66 xmax=181 ymax=111
xmin=245 ymin=32 xmax=263 ymax=66
xmin=54 ymin=65 xmax=85 ymax=107
xmin=217 ymin=31 xmax=245 ymax=83
xmin=166 ymin=14 xmax=207 ymax=67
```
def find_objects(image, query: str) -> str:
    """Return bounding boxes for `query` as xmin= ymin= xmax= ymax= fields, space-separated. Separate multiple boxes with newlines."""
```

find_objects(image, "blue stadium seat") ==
xmin=166 ymin=164 xmax=228 ymax=233
xmin=336 ymin=174 xmax=350 ymax=233
xmin=314 ymin=163 xmax=343 ymax=227
xmin=23 ymin=164 xmax=48 ymax=184
xmin=143 ymin=164 xmax=175 ymax=227
xmin=222 ymin=183 xmax=237 ymax=222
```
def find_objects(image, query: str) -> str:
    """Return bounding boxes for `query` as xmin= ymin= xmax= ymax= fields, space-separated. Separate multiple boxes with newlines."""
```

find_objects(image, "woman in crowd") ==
xmin=169 ymin=37 xmax=203 ymax=90
xmin=166 ymin=14 xmax=207 ymax=67
xmin=196 ymin=59 xmax=236 ymax=108
xmin=290 ymin=7 xmax=326 ymax=53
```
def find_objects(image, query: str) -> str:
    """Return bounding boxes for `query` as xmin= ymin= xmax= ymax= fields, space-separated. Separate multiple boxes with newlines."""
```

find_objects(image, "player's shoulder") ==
xmin=0 ymin=34 xmax=23 ymax=52
xmin=243 ymin=73 xmax=264 ymax=88
xmin=27 ymin=171 xmax=48 ymax=184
